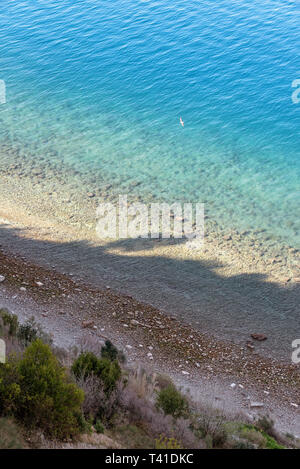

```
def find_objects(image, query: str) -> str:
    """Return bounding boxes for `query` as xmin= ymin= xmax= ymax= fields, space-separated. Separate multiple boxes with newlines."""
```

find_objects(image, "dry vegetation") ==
xmin=0 ymin=308 xmax=299 ymax=450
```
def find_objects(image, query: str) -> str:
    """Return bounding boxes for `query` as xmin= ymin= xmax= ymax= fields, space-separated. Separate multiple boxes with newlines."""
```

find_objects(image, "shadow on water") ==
xmin=0 ymin=223 xmax=299 ymax=361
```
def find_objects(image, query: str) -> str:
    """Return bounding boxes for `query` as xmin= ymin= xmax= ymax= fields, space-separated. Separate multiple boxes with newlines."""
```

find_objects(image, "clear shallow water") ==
xmin=0 ymin=0 xmax=299 ymax=247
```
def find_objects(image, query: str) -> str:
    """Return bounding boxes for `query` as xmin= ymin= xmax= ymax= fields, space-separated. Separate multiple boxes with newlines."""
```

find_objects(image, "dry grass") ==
xmin=0 ymin=418 xmax=26 ymax=449
xmin=0 ymin=308 xmax=296 ymax=450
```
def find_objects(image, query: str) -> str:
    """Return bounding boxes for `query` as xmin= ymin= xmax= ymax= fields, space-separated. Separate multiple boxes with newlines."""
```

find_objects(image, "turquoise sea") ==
xmin=0 ymin=0 xmax=299 ymax=247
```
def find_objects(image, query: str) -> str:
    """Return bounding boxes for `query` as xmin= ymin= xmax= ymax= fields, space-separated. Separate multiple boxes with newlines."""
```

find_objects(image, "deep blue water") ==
xmin=0 ymin=0 xmax=299 ymax=246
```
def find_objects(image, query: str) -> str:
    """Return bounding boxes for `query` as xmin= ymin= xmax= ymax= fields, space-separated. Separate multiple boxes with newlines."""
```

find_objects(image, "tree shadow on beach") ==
xmin=0 ymin=222 xmax=299 ymax=361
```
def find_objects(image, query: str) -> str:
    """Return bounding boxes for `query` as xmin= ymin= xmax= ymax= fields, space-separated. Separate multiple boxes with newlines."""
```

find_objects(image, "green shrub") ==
xmin=97 ymin=358 xmax=121 ymax=395
xmin=0 ymin=358 xmax=22 ymax=415
xmin=263 ymin=432 xmax=285 ymax=449
xmin=238 ymin=423 xmax=284 ymax=449
xmin=0 ymin=309 xmax=18 ymax=336
xmin=101 ymin=340 xmax=126 ymax=364
xmin=156 ymin=385 xmax=189 ymax=418
xmin=72 ymin=352 xmax=100 ymax=380
xmin=0 ymin=311 xmax=52 ymax=349
xmin=17 ymin=317 xmax=52 ymax=347
xmin=76 ymin=412 xmax=92 ymax=434
xmin=72 ymin=352 xmax=121 ymax=395
xmin=94 ymin=420 xmax=104 ymax=434
xmin=17 ymin=321 xmax=38 ymax=347
xmin=239 ymin=425 xmax=266 ymax=448
xmin=15 ymin=340 xmax=84 ymax=439
xmin=101 ymin=340 xmax=118 ymax=361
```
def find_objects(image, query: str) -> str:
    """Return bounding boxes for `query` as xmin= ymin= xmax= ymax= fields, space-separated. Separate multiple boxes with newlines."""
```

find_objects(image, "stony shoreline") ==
xmin=0 ymin=165 xmax=299 ymax=361
xmin=0 ymin=245 xmax=299 ymax=435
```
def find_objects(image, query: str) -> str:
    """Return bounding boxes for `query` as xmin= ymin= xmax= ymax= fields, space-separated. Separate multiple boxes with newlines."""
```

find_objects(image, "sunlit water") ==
xmin=0 ymin=0 xmax=299 ymax=247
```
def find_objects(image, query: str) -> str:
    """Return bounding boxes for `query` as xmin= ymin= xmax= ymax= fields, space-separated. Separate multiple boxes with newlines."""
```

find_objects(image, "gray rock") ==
xmin=130 ymin=319 xmax=139 ymax=326
xmin=250 ymin=402 xmax=264 ymax=408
